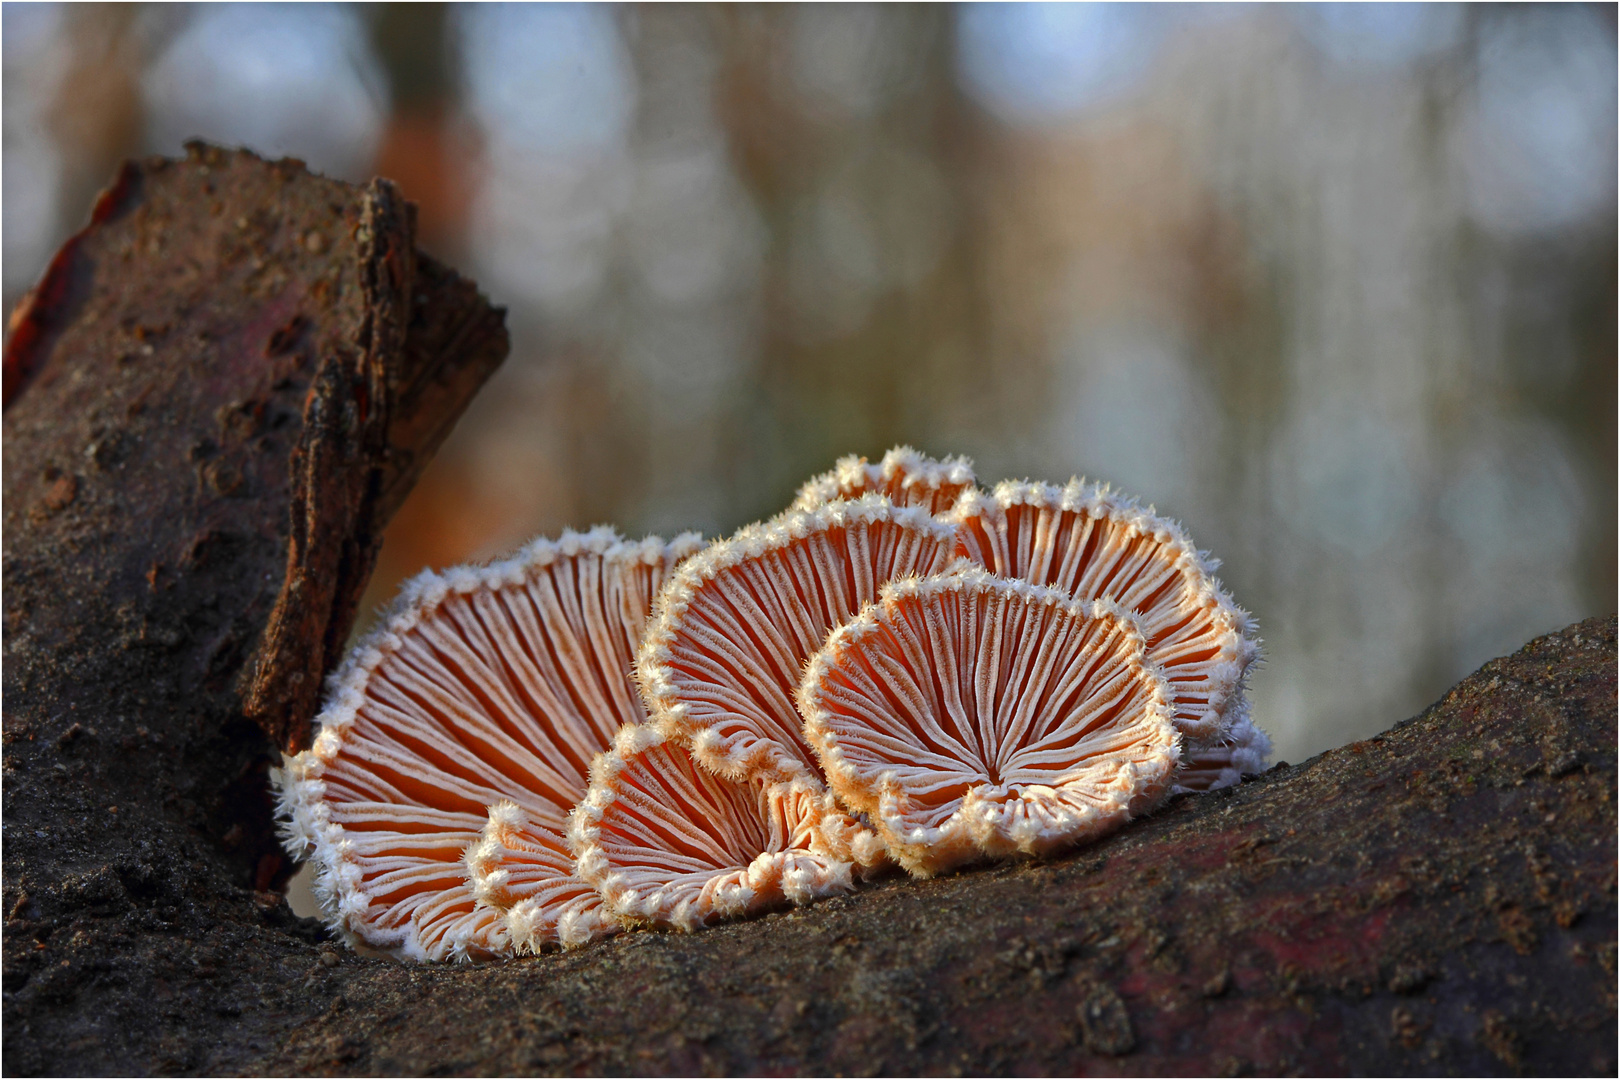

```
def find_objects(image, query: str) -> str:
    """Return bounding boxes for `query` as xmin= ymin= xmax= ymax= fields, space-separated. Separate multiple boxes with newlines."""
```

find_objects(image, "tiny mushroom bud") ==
xmin=799 ymin=569 xmax=1180 ymax=877
xmin=790 ymin=445 xmax=977 ymax=515
xmin=950 ymin=480 xmax=1260 ymax=743
xmin=569 ymin=725 xmax=855 ymax=931
xmin=1173 ymin=708 xmax=1273 ymax=794
xmin=273 ymin=527 xmax=702 ymax=961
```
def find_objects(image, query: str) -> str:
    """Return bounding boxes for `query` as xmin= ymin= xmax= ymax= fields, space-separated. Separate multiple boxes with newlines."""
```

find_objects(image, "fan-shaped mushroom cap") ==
xmin=466 ymin=800 xmax=618 ymax=952
xmin=790 ymin=445 xmax=977 ymax=515
xmin=638 ymin=494 xmax=964 ymax=785
xmin=799 ymin=569 xmax=1180 ymax=877
xmin=1173 ymin=706 xmax=1272 ymax=794
xmin=273 ymin=527 xmax=702 ymax=961
xmin=569 ymin=725 xmax=857 ymax=930
xmin=950 ymin=480 xmax=1259 ymax=742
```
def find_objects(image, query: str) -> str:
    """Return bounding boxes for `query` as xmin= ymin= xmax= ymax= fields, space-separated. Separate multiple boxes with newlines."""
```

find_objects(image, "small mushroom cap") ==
xmin=569 ymin=725 xmax=856 ymax=931
xmin=800 ymin=569 xmax=1180 ymax=877
xmin=638 ymin=494 xmax=964 ymax=785
xmin=1172 ymin=704 xmax=1272 ymax=794
xmin=467 ymin=800 xmax=618 ymax=952
xmin=950 ymin=480 xmax=1259 ymax=742
xmin=273 ymin=527 xmax=702 ymax=961
xmin=790 ymin=445 xmax=977 ymax=516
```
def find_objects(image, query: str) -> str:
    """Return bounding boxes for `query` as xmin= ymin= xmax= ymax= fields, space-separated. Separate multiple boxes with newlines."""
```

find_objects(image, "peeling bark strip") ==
xmin=241 ymin=176 xmax=411 ymax=751
xmin=0 ymin=146 xmax=1613 ymax=1077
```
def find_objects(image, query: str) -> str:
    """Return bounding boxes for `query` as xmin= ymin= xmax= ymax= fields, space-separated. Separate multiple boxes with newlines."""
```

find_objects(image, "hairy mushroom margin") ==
xmin=789 ymin=444 xmax=978 ymax=516
xmin=800 ymin=570 xmax=1181 ymax=877
xmin=950 ymin=480 xmax=1262 ymax=753
xmin=569 ymin=724 xmax=858 ymax=931
xmin=272 ymin=451 xmax=1269 ymax=961
xmin=274 ymin=527 xmax=702 ymax=960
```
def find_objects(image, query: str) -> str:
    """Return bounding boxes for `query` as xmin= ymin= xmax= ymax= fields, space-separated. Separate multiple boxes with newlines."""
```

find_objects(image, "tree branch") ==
xmin=2 ymin=146 xmax=1612 ymax=1077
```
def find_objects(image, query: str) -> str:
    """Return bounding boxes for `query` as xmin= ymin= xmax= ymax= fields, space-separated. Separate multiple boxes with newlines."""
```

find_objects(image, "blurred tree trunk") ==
xmin=708 ymin=6 xmax=1000 ymax=520
xmin=2 ymin=147 xmax=1614 ymax=1076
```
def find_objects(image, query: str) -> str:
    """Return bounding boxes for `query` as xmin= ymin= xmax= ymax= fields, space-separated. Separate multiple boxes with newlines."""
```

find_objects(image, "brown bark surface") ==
xmin=2 ymin=148 xmax=1615 ymax=1077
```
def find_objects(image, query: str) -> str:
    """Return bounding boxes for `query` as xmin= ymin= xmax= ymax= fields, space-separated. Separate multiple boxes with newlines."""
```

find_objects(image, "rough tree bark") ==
xmin=3 ymin=148 xmax=1615 ymax=1077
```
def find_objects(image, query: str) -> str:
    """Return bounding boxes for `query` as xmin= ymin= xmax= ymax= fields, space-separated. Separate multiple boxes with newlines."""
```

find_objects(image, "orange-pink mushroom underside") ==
xmin=800 ymin=570 xmax=1180 ymax=877
xmin=790 ymin=445 xmax=977 ymax=516
xmin=569 ymin=726 xmax=854 ymax=930
xmin=637 ymin=495 xmax=965 ymax=786
xmin=274 ymin=449 xmax=1269 ymax=963
xmin=274 ymin=528 xmax=700 ymax=960
xmin=950 ymin=481 xmax=1259 ymax=742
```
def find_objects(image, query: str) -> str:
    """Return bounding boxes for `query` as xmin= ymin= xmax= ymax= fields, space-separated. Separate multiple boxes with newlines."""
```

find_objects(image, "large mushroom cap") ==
xmin=273 ymin=527 xmax=701 ymax=961
xmin=569 ymin=725 xmax=855 ymax=931
xmin=637 ymin=494 xmax=963 ymax=786
xmin=790 ymin=445 xmax=977 ymax=516
xmin=800 ymin=569 xmax=1180 ymax=877
xmin=950 ymin=480 xmax=1259 ymax=742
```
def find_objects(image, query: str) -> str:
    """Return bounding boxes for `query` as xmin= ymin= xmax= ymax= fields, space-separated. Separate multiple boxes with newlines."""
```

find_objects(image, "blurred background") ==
xmin=4 ymin=2 xmax=1614 ymax=765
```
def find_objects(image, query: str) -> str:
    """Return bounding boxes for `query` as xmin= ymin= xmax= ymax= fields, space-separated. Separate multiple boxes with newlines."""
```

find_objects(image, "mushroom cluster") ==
xmin=274 ymin=448 xmax=1264 ymax=960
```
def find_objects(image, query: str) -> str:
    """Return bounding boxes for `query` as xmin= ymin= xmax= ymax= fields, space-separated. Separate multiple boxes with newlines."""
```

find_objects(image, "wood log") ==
xmin=2 ymin=147 xmax=1613 ymax=1077
xmin=1 ymin=141 xmax=507 ymax=1048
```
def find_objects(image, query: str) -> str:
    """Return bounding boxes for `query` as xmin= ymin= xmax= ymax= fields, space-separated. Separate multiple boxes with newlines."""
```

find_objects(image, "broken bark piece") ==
xmin=375 ymin=251 xmax=509 ymax=524
xmin=3 ymin=142 xmax=508 ymax=755
xmin=2 ymin=143 xmax=506 ymax=909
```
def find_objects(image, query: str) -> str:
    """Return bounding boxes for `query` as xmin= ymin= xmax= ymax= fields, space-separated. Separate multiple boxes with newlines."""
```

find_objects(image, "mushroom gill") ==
xmin=273 ymin=527 xmax=702 ymax=961
xmin=950 ymin=480 xmax=1260 ymax=743
xmin=638 ymin=494 xmax=964 ymax=786
xmin=466 ymin=799 xmax=609 ymax=952
xmin=790 ymin=445 xmax=977 ymax=515
xmin=799 ymin=569 xmax=1180 ymax=877
xmin=569 ymin=725 xmax=857 ymax=931
xmin=1173 ymin=708 xmax=1273 ymax=794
